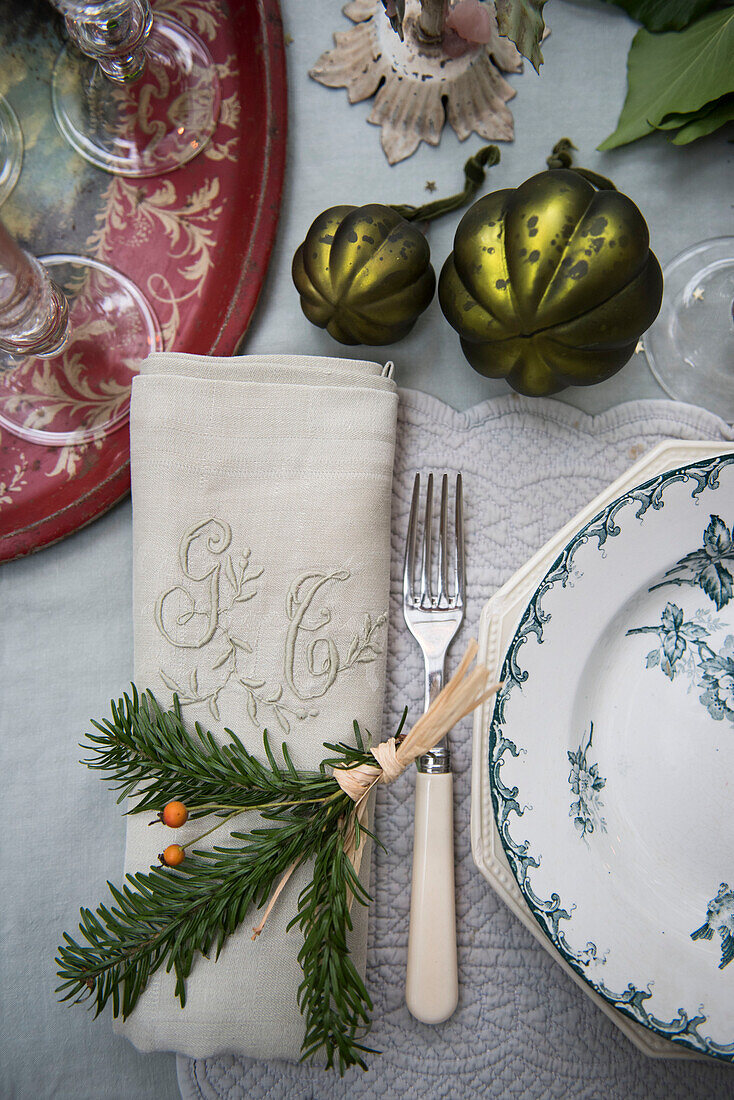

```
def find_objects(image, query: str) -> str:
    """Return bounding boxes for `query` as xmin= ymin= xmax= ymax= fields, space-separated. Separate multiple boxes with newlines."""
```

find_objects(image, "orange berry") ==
xmin=160 ymin=844 xmax=185 ymax=867
xmin=161 ymin=801 xmax=189 ymax=828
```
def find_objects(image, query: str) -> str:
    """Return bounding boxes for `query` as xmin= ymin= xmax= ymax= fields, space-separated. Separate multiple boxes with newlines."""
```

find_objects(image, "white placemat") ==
xmin=178 ymin=390 xmax=734 ymax=1099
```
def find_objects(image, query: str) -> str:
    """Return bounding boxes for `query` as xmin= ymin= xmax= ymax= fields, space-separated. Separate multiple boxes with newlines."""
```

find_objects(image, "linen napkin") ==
xmin=115 ymin=352 xmax=398 ymax=1061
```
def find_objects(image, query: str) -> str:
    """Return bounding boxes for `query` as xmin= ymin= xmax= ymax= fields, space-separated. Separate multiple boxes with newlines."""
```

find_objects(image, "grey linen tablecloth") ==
xmin=177 ymin=389 xmax=734 ymax=1100
xmin=1 ymin=0 xmax=730 ymax=1094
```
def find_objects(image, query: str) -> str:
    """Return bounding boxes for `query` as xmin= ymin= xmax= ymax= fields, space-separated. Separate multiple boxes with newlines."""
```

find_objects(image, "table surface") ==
xmin=1 ymin=1 xmax=731 ymax=1098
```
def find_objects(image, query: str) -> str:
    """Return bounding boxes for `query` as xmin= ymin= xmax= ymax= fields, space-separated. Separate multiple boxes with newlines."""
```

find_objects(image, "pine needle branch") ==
xmin=59 ymin=689 xmax=385 ymax=1073
xmin=84 ymin=688 xmax=345 ymax=819
xmin=294 ymin=830 xmax=376 ymax=1073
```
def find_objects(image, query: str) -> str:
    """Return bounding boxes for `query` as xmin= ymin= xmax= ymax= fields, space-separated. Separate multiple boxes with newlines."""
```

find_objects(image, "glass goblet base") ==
xmin=51 ymin=14 xmax=221 ymax=178
xmin=0 ymin=254 xmax=162 ymax=446
xmin=0 ymin=96 xmax=23 ymax=207
xmin=644 ymin=237 xmax=734 ymax=419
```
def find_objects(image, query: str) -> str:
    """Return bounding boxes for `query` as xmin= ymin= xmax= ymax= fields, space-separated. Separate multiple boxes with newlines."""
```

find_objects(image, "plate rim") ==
xmin=488 ymin=449 xmax=734 ymax=1061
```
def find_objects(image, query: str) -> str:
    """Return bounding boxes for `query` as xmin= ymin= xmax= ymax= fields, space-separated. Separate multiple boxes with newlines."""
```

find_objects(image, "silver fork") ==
xmin=402 ymin=471 xmax=465 ymax=1024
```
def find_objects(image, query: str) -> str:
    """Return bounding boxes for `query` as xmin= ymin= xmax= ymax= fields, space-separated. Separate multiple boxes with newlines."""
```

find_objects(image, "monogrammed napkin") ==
xmin=115 ymin=353 xmax=398 ymax=1060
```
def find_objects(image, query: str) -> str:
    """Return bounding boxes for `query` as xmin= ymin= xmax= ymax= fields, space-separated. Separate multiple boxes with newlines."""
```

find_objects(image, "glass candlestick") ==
xmin=0 ymin=96 xmax=23 ymax=207
xmin=0 ymin=220 xmax=161 ymax=445
xmin=49 ymin=0 xmax=221 ymax=177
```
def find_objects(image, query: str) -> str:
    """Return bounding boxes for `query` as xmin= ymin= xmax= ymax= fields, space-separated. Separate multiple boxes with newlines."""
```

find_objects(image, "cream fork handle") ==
xmin=405 ymin=770 xmax=458 ymax=1024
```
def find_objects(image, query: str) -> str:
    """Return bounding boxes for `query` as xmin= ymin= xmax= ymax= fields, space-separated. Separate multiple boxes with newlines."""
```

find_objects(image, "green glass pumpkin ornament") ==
xmin=292 ymin=145 xmax=501 ymax=346
xmin=292 ymin=204 xmax=435 ymax=345
xmin=439 ymin=167 xmax=663 ymax=396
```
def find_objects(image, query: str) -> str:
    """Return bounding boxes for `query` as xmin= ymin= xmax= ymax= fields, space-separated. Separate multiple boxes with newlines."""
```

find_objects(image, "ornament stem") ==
xmin=546 ymin=138 xmax=617 ymax=192
xmin=391 ymin=144 xmax=501 ymax=225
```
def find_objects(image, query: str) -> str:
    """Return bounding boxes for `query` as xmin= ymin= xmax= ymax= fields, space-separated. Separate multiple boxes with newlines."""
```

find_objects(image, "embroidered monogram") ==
xmin=155 ymin=519 xmax=240 ymax=650
xmin=285 ymin=571 xmax=387 ymax=701
xmin=155 ymin=519 xmax=305 ymax=729
xmin=154 ymin=519 xmax=387 ymax=732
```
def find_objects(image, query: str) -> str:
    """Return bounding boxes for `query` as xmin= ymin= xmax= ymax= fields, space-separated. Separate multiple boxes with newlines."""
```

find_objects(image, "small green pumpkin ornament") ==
xmin=439 ymin=159 xmax=663 ymax=396
xmin=292 ymin=146 xmax=501 ymax=346
xmin=292 ymin=205 xmax=435 ymax=345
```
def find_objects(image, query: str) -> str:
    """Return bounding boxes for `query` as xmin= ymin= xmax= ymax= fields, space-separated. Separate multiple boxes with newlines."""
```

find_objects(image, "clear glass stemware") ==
xmin=0 ymin=96 xmax=23 ymax=207
xmin=644 ymin=238 xmax=734 ymax=419
xmin=49 ymin=0 xmax=221 ymax=177
xmin=0 ymin=219 xmax=161 ymax=445
xmin=0 ymin=221 xmax=68 ymax=357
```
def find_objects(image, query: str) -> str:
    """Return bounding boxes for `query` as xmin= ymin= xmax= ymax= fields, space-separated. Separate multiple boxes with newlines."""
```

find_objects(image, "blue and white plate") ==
xmin=490 ymin=452 xmax=734 ymax=1061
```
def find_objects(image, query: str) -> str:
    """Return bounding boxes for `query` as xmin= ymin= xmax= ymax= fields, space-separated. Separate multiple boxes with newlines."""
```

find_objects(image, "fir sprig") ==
xmin=84 ymin=688 xmax=341 ymax=819
xmin=57 ymin=689 xmax=385 ymax=1073
xmin=57 ymin=644 xmax=499 ymax=1074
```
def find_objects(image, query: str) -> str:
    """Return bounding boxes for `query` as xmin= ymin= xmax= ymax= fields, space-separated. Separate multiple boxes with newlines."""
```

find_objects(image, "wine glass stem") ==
xmin=63 ymin=0 xmax=153 ymax=83
xmin=0 ymin=222 xmax=69 ymax=357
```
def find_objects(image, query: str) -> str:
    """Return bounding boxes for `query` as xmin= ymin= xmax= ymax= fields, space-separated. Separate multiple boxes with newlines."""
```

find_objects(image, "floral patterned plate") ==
xmin=489 ymin=452 xmax=734 ymax=1061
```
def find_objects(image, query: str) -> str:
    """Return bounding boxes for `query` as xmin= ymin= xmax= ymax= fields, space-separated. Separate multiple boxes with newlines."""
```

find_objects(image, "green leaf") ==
xmin=654 ymin=91 xmax=734 ymax=134
xmin=654 ymin=103 xmax=712 ymax=130
xmin=598 ymin=8 xmax=734 ymax=150
xmin=495 ymin=0 xmax=547 ymax=71
xmin=601 ymin=0 xmax=722 ymax=33
xmin=672 ymin=94 xmax=734 ymax=141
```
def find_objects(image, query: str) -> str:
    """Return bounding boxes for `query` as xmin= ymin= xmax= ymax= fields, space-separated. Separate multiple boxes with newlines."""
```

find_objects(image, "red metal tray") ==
xmin=0 ymin=0 xmax=286 ymax=561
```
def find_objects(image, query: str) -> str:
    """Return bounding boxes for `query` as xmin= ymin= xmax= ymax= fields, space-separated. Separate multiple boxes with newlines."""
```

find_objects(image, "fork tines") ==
xmin=403 ymin=472 xmax=464 ymax=611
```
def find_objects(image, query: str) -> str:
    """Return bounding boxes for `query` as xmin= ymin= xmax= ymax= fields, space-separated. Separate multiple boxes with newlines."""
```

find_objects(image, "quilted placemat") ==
xmin=178 ymin=390 xmax=734 ymax=1100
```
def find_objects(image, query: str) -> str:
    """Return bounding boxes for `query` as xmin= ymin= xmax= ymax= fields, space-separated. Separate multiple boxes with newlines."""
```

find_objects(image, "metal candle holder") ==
xmin=310 ymin=0 xmax=524 ymax=164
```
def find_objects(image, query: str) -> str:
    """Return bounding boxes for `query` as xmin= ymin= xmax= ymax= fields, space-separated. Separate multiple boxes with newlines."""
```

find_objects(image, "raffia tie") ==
xmin=333 ymin=639 xmax=501 ymax=880
xmin=252 ymin=639 xmax=501 ymax=936
xmin=332 ymin=738 xmax=402 ymax=802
